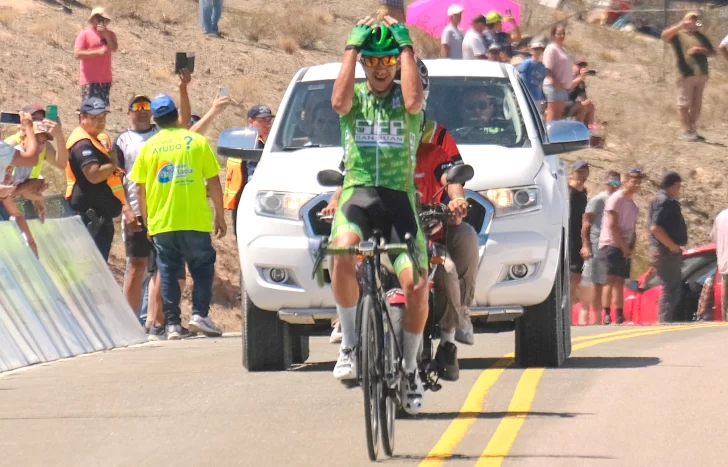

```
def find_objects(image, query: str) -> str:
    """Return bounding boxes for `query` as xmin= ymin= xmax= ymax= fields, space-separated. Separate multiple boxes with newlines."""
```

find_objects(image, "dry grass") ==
xmin=96 ymin=0 xmax=187 ymax=25
xmin=228 ymin=9 xmax=272 ymax=42
xmin=0 ymin=6 xmax=15 ymax=27
xmin=598 ymin=50 xmax=618 ymax=62
xmin=150 ymin=67 xmax=175 ymax=82
xmin=410 ymin=26 xmax=441 ymax=58
xmin=279 ymin=37 xmax=300 ymax=54
xmin=228 ymin=75 xmax=265 ymax=110
xmin=30 ymin=17 xmax=75 ymax=48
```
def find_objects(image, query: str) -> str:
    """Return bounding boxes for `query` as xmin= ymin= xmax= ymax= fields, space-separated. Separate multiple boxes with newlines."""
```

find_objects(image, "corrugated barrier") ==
xmin=0 ymin=210 xmax=146 ymax=373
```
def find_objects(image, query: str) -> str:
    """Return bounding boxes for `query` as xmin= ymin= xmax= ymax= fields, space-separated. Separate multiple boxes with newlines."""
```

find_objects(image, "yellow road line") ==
xmin=419 ymin=356 xmax=513 ymax=467
xmin=570 ymin=325 xmax=686 ymax=343
xmin=474 ymin=323 xmax=727 ymax=466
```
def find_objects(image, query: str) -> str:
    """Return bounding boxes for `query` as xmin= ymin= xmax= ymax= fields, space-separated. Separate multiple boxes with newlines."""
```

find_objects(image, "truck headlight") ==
xmin=255 ymin=191 xmax=315 ymax=220
xmin=480 ymin=187 xmax=541 ymax=217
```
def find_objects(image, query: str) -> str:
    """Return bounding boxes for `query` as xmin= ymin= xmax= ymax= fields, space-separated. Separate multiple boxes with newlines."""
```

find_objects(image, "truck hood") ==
xmin=252 ymin=148 xmax=345 ymax=195
xmin=459 ymin=147 xmax=542 ymax=190
xmin=250 ymin=146 xmax=542 ymax=195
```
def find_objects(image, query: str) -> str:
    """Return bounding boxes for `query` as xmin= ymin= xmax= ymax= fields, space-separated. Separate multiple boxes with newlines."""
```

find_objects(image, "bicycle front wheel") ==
xmin=361 ymin=294 xmax=383 ymax=461
xmin=380 ymin=303 xmax=402 ymax=456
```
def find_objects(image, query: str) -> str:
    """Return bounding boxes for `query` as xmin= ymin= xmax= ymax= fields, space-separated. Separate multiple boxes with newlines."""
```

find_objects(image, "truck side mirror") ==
xmin=317 ymin=170 xmax=344 ymax=187
xmin=445 ymin=164 xmax=474 ymax=185
xmin=217 ymin=128 xmax=263 ymax=162
xmin=542 ymin=121 xmax=590 ymax=156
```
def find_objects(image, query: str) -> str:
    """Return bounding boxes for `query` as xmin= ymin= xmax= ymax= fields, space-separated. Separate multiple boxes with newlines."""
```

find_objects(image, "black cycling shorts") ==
xmin=125 ymin=217 xmax=153 ymax=258
xmin=331 ymin=186 xmax=427 ymax=275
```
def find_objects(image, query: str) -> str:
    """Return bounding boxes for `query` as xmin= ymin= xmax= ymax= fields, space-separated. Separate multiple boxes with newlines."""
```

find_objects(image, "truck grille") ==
xmin=301 ymin=190 xmax=494 ymax=245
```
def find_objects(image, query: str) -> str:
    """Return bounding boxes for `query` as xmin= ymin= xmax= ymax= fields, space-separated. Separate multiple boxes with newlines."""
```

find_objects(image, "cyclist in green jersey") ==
xmin=330 ymin=16 xmax=427 ymax=414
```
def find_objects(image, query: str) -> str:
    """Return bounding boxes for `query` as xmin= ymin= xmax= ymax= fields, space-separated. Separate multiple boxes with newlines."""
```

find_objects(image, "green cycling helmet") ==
xmin=360 ymin=24 xmax=400 ymax=57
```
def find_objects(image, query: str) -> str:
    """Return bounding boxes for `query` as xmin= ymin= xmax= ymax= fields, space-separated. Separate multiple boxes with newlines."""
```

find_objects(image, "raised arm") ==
xmin=385 ymin=18 xmax=423 ymax=113
xmin=332 ymin=18 xmax=375 ymax=115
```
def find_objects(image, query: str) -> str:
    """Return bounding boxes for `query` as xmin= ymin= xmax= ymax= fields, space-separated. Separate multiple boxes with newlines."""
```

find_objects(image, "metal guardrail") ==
xmin=0 ymin=194 xmax=75 ymax=221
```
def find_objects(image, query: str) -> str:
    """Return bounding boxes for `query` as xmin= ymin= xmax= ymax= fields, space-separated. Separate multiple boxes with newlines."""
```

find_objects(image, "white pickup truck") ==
xmin=217 ymin=59 xmax=589 ymax=371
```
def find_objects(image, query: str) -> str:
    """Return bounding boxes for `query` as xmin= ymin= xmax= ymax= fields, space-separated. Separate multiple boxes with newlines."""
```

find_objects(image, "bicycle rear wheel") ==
xmin=380 ymin=303 xmax=401 ymax=456
xmin=361 ymin=294 xmax=383 ymax=460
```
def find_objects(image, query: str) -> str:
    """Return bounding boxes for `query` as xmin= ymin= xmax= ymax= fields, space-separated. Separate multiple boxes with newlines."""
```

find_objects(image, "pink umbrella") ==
xmin=406 ymin=0 xmax=521 ymax=38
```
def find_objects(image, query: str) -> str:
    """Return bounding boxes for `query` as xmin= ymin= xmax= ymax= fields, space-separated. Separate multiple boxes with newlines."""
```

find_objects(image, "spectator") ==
xmin=200 ymin=0 xmax=224 ymax=38
xmin=74 ymin=8 xmax=118 ymax=107
xmin=580 ymin=171 xmax=621 ymax=325
xmin=462 ymin=15 xmax=488 ymax=60
xmin=566 ymin=57 xmax=596 ymax=126
xmin=441 ymin=5 xmax=464 ymax=59
xmin=720 ymin=33 xmax=728 ymax=61
xmin=482 ymin=11 xmax=522 ymax=58
xmin=598 ymin=168 xmax=643 ymax=324
xmin=307 ymin=102 xmax=341 ymax=146
xmin=649 ymin=171 xmax=687 ymax=322
xmin=569 ymin=160 xmax=589 ymax=313
xmin=65 ymin=97 xmax=126 ymax=262
xmin=223 ymin=104 xmax=272 ymax=238
xmin=542 ymin=24 xmax=573 ymax=122
xmin=376 ymin=0 xmax=406 ymax=23
xmin=0 ymin=114 xmax=39 ymax=255
xmin=487 ymin=43 xmax=501 ymax=61
xmin=129 ymin=94 xmax=226 ymax=340
xmin=661 ymin=12 xmax=715 ymax=142
xmin=516 ymin=38 xmax=546 ymax=107
xmin=711 ymin=208 xmax=728 ymax=322
xmin=6 ymin=118 xmax=66 ymax=182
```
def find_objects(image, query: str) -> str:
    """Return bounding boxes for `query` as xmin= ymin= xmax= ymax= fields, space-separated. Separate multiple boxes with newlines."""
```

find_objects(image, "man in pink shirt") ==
xmin=598 ymin=168 xmax=643 ymax=324
xmin=74 ymin=7 xmax=118 ymax=107
xmin=711 ymin=208 xmax=728 ymax=321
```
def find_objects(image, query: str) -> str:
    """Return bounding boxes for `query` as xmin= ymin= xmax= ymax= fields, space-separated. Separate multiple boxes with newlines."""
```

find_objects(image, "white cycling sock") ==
xmin=402 ymin=330 xmax=423 ymax=373
xmin=336 ymin=304 xmax=358 ymax=349
xmin=440 ymin=330 xmax=455 ymax=345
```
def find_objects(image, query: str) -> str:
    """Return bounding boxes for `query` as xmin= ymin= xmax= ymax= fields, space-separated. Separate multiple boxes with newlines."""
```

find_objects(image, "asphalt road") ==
xmin=2 ymin=324 xmax=728 ymax=467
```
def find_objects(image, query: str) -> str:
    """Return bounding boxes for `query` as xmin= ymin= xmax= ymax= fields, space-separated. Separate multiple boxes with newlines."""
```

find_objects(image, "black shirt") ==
xmin=569 ymin=186 xmax=588 ymax=252
xmin=568 ymin=80 xmax=587 ymax=103
xmin=68 ymin=139 xmax=122 ymax=219
xmin=649 ymin=190 xmax=687 ymax=250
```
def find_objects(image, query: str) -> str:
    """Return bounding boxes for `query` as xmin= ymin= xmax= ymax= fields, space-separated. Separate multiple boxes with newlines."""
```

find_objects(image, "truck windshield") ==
xmin=273 ymin=77 xmax=526 ymax=151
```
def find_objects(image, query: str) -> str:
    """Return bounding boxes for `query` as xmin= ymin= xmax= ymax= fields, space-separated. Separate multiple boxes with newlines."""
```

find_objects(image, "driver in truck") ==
xmin=329 ymin=16 xmax=427 ymax=414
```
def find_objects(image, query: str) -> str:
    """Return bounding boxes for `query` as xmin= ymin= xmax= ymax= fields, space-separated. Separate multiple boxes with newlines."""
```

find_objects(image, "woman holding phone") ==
xmin=542 ymin=24 xmax=573 ymax=122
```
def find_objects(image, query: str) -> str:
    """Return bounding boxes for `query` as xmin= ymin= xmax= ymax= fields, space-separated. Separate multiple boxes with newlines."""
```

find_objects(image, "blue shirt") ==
xmin=517 ymin=58 xmax=546 ymax=102
xmin=482 ymin=30 xmax=512 ymax=56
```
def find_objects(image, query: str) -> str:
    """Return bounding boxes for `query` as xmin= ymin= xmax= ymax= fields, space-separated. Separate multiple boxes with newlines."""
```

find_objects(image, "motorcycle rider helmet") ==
xmin=416 ymin=57 xmax=430 ymax=107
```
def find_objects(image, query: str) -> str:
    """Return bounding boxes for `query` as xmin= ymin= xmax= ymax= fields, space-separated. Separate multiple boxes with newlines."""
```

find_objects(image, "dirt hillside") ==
xmin=2 ymin=0 xmax=727 ymax=329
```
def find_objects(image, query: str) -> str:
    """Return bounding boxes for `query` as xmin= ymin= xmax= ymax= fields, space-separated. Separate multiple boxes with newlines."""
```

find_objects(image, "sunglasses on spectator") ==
xmin=362 ymin=55 xmax=398 ymax=67
xmin=130 ymin=102 xmax=151 ymax=112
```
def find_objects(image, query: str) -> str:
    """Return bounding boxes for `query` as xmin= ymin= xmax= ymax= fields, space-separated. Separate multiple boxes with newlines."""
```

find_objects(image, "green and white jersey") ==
xmin=340 ymin=82 xmax=423 ymax=193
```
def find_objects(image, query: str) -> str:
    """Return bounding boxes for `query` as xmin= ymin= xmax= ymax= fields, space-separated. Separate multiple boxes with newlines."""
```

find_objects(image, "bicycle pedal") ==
xmin=429 ymin=383 xmax=442 ymax=392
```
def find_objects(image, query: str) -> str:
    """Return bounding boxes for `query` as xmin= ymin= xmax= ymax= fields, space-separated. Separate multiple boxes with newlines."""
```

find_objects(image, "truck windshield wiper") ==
xmin=282 ymin=144 xmax=333 ymax=151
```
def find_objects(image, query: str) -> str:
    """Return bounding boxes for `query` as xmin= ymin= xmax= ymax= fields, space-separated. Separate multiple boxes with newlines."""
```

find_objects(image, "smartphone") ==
xmin=219 ymin=86 xmax=230 ymax=98
xmin=0 ymin=112 xmax=21 ymax=125
xmin=587 ymin=70 xmax=597 ymax=76
xmin=175 ymin=52 xmax=196 ymax=74
xmin=46 ymin=105 xmax=58 ymax=122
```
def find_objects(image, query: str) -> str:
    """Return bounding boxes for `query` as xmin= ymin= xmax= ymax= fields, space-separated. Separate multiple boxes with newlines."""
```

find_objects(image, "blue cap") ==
xmin=79 ymin=97 xmax=108 ymax=115
xmin=247 ymin=104 xmax=274 ymax=119
xmin=151 ymin=94 xmax=177 ymax=119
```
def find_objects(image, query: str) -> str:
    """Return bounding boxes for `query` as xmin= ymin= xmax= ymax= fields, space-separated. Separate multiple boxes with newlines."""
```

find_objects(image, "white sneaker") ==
xmin=401 ymin=370 xmax=424 ymax=415
xmin=333 ymin=347 xmax=357 ymax=380
xmin=188 ymin=315 xmax=222 ymax=337
xmin=329 ymin=322 xmax=342 ymax=344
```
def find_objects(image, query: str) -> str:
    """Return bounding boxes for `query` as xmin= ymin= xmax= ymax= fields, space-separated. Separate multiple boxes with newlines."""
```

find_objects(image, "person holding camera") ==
xmin=74 ymin=7 xmax=118 ymax=107
xmin=566 ymin=57 xmax=596 ymax=126
xmin=661 ymin=12 xmax=715 ymax=142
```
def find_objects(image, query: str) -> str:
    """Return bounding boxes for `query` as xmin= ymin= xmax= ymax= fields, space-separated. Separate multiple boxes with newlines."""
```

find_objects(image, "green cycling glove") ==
xmin=388 ymin=23 xmax=413 ymax=49
xmin=345 ymin=24 xmax=373 ymax=51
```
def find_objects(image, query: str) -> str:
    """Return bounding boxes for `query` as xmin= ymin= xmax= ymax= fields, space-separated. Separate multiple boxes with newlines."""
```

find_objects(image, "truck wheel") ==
xmin=293 ymin=335 xmax=310 ymax=364
xmin=515 ymin=245 xmax=571 ymax=368
xmin=241 ymin=286 xmax=294 ymax=371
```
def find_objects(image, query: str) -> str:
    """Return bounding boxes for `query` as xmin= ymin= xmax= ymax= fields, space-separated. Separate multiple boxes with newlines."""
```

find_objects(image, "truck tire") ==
xmin=241 ymin=286 xmax=294 ymax=371
xmin=515 ymin=244 xmax=571 ymax=368
xmin=293 ymin=335 xmax=310 ymax=364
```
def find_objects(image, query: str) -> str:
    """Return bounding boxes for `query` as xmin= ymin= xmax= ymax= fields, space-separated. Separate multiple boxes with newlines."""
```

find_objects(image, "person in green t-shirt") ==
xmin=330 ymin=15 xmax=427 ymax=415
xmin=129 ymin=94 xmax=226 ymax=340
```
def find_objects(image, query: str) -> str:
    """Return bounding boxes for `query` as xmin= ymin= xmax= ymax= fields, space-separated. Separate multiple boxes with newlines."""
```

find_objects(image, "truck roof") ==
xmin=300 ymin=58 xmax=510 ymax=82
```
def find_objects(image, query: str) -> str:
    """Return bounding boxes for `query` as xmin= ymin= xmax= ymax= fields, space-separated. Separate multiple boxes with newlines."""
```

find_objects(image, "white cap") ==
xmin=447 ymin=4 xmax=464 ymax=16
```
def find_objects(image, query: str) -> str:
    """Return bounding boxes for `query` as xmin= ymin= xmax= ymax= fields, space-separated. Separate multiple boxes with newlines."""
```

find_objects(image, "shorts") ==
xmin=543 ymin=84 xmax=569 ymax=103
xmin=331 ymin=186 xmax=427 ymax=276
xmin=81 ymin=82 xmax=112 ymax=108
xmin=147 ymin=244 xmax=186 ymax=280
xmin=602 ymin=245 xmax=631 ymax=279
xmin=124 ymin=217 xmax=153 ymax=258
xmin=583 ymin=249 xmax=608 ymax=285
xmin=676 ymin=74 xmax=708 ymax=108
